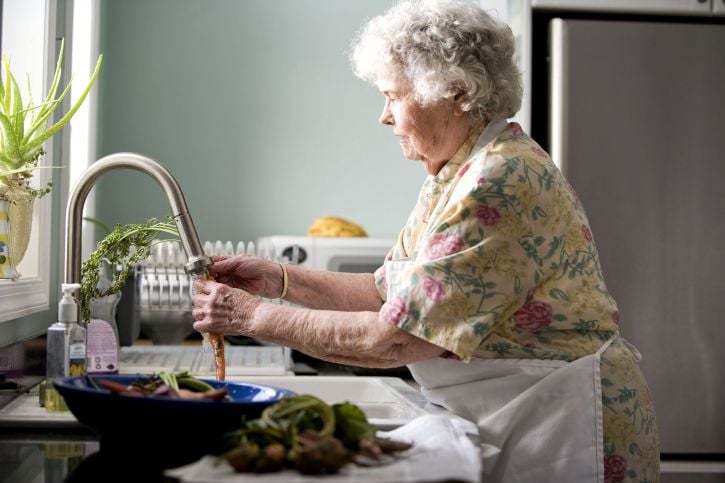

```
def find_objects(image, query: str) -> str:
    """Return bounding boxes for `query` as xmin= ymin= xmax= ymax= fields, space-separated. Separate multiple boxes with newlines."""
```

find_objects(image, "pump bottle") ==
xmin=45 ymin=283 xmax=86 ymax=412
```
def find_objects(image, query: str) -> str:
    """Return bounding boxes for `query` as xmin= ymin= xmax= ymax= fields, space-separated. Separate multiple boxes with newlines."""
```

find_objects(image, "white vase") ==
xmin=6 ymin=192 xmax=34 ymax=266
xmin=0 ymin=195 xmax=20 ymax=280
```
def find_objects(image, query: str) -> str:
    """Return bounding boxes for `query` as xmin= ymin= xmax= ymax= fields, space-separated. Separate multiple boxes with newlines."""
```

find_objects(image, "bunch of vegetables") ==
xmin=221 ymin=395 xmax=412 ymax=475
xmin=89 ymin=371 xmax=228 ymax=401
xmin=79 ymin=217 xmax=179 ymax=322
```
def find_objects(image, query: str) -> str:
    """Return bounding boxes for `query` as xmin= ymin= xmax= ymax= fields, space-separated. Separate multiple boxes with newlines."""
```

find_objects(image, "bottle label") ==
xmin=69 ymin=342 xmax=86 ymax=376
xmin=87 ymin=319 xmax=119 ymax=374
xmin=69 ymin=342 xmax=85 ymax=360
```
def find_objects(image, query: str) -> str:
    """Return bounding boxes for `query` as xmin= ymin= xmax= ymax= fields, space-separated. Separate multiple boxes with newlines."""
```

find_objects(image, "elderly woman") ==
xmin=192 ymin=1 xmax=659 ymax=481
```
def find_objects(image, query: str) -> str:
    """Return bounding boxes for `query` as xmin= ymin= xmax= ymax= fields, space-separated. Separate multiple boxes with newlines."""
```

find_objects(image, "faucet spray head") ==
xmin=185 ymin=255 xmax=213 ymax=277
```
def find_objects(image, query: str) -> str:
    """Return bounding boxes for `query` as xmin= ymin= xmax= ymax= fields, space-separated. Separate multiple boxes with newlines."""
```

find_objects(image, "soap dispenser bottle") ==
xmin=45 ymin=283 xmax=86 ymax=412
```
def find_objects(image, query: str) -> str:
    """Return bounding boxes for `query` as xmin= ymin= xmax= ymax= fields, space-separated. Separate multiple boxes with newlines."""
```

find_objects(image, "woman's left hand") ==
xmin=191 ymin=279 xmax=260 ymax=336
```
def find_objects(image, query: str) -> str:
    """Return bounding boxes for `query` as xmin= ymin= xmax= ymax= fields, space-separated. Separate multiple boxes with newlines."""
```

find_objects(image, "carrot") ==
xmin=209 ymin=332 xmax=226 ymax=381
xmin=198 ymin=272 xmax=226 ymax=381
xmin=97 ymin=379 xmax=144 ymax=396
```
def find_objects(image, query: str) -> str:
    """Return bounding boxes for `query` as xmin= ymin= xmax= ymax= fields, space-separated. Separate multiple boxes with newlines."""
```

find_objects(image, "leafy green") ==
xmin=79 ymin=217 xmax=178 ymax=321
xmin=262 ymin=395 xmax=336 ymax=439
xmin=129 ymin=372 xmax=210 ymax=395
xmin=158 ymin=371 xmax=179 ymax=391
xmin=82 ymin=216 xmax=111 ymax=236
xmin=333 ymin=402 xmax=376 ymax=448
xmin=221 ymin=395 xmax=411 ymax=475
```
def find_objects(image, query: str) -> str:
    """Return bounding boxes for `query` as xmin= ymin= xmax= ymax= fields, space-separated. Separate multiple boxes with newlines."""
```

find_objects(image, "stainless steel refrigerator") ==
xmin=528 ymin=7 xmax=725 ymax=482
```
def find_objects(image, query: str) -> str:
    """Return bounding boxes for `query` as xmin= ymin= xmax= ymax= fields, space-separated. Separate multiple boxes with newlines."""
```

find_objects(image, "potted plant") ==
xmin=0 ymin=40 xmax=102 ymax=277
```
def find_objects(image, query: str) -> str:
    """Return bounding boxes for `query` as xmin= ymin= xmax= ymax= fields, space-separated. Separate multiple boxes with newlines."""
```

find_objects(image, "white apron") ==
xmin=407 ymin=337 xmax=615 ymax=483
xmin=385 ymin=118 xmax=615 ymax=482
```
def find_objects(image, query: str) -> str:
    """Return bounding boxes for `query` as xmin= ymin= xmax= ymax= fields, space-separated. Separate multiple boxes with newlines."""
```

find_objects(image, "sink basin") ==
xmin=228 ymin=375 xmax=428 ymax=429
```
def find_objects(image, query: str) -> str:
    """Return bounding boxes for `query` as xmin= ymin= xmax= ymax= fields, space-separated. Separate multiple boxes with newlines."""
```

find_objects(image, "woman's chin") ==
xmin=399 ymin=145 xmax=422 ymax=161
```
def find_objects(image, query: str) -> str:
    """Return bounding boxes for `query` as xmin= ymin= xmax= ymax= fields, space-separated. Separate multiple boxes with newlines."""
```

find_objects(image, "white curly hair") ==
xmin=350 ymin=0 xmax=522 ymax=120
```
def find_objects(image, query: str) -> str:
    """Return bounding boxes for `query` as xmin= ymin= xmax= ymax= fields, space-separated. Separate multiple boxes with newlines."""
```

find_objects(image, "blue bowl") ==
xmin=53 ymin=375 xmax=295 ymax=468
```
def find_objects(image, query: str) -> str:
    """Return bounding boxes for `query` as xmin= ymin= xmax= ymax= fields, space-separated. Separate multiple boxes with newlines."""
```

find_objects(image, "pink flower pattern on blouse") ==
xmin=424 ymin=233 xmax=465 ymax=260
xmin=582 ymin=224 xmax=593 ymax=242
xmin=476 ymin=205 xmax=501 ymax=226
xmin=513 ymin=301 xmax=553 ymax=332
xmin=380 ymin=297 xmax=408 ymax=325
xmin=604 ymin=454 xmax=628 ymax=483
xmin=532 ymin=146 xmax=548 ymax=158
xmin=423 ymin=276 xmax=445 ymax=302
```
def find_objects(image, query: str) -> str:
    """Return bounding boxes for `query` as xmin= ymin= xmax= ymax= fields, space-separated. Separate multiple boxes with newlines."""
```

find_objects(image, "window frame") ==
xmin=0 ymin=0 xmax=58 ymax=324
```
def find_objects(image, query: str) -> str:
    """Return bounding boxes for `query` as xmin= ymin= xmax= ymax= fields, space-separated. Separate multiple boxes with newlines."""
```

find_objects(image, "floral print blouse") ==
xmin=375 ymin=121 xmax=619 ymax=362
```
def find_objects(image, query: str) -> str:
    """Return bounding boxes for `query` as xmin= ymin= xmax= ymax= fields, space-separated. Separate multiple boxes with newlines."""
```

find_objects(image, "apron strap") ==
xmin=594 ymin=333 xmax=618 ymax=357
xmin=620 ymin=337 xmax=643 ymax=362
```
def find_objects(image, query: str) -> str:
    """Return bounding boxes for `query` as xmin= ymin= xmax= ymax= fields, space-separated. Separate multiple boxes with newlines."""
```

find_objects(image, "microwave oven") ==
xmin=256 ymin=236 xmax=394 ymax=274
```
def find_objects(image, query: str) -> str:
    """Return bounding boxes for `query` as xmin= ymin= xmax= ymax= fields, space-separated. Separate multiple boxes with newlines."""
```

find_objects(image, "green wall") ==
xmin=94 ymin=0 xmax=425 ymax=244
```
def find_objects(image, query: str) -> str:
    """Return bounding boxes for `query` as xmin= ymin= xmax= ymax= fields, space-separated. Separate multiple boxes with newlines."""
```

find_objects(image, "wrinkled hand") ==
xmin=208 ymin=255 xmax=282 ymax=299
xmin=192 ymin=278 xmax=260 ymax=336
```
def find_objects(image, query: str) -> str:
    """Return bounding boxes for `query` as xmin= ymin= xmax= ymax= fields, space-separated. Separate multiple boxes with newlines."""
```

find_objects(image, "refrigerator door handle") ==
xmin=549 ymin=18 xmax=569 ymax=175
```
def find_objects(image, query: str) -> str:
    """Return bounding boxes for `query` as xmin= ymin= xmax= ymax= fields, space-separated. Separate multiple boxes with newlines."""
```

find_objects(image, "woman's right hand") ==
xmin=208 ymin=254 xmax=283 ymax=299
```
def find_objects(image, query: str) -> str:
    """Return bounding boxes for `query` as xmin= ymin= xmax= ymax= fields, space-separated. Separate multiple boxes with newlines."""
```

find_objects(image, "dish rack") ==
xmin=132 ymin=240 xmax=282 ymax=345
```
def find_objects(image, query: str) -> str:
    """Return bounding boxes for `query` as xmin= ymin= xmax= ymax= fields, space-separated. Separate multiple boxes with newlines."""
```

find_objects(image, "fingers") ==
xmin=191 ymin=310 xmax=214 ymax=333
xmin=191 ymin=282 xmax=237 ymax=333
xmin=192 ymin=307 xmax=206 ymax=321
xmin=193 ymin=278 xmax=219 ymax=295
xmin=191 ymin=294 xmax=214 ymax=332
xmin=192 ymin=285 xmax=230 ymax=309
xmin=191 ymin=283 xmax=260 ymax=339
xmin=208 ymin=255 xmax=239 ymax=274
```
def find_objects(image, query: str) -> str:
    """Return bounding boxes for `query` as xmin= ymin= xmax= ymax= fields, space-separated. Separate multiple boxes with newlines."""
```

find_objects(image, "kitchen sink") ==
xmin=229 ymin=375 xmax=429 ymax=429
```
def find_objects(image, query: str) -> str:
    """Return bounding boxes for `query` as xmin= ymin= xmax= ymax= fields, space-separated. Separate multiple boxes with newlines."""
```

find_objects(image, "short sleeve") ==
xmin=373 ymin=248 xmax=394 ymax=302
xmin=379 ymin=154 xmax=538 ymax=361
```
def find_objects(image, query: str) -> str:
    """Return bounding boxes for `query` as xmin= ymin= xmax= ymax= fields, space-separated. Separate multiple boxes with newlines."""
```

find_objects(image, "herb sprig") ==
xmin=79 ymin=217 xmax=179 ymax=321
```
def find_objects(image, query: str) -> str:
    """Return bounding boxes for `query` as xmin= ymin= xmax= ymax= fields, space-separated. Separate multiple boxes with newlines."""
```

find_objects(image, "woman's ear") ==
xmin=452 ymin=93 xmax=468 ymax=117
xmin=450 ymin=86 xmax=468 ymax=116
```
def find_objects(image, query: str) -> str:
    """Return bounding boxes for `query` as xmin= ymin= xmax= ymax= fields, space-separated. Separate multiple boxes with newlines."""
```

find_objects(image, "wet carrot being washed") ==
xmin=206 ymin=332 xmax=226 ymax=381
xmin=197 ymin=272 xmax=226 ymax=381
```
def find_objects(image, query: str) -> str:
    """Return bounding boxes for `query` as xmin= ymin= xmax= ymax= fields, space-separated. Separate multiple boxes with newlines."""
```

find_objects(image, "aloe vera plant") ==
xmin=0 ymin=39 xmax=103 ymax=198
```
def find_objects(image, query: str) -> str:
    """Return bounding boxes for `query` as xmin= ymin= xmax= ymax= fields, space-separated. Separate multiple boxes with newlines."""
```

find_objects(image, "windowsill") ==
xmin=0 ymin=276 xmax=49 ymax=323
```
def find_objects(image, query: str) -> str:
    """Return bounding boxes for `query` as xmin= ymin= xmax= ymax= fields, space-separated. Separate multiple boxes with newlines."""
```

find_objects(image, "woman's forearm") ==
xmin=250 ymin=303 xmax=444 ymax=368
xmin=282 ymin=266 xmax=383 ymax=312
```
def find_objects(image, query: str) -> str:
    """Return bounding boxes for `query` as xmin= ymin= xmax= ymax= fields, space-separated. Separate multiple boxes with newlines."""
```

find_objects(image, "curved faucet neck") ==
xmin=65 ymin=152 xmax=211 ymax=289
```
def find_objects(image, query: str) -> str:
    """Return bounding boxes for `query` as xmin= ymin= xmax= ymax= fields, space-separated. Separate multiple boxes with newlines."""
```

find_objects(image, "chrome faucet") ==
xmin=64 ymin=153 xmax=212 ymax=292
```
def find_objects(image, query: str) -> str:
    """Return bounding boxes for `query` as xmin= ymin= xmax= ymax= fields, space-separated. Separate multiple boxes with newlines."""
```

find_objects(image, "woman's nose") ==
xmin=379 ymin=100 xmax=393 ymax=125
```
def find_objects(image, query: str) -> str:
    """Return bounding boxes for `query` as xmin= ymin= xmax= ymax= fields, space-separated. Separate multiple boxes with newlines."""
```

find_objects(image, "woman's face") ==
xmin=376 ymin=74 xmax=470 ymax=175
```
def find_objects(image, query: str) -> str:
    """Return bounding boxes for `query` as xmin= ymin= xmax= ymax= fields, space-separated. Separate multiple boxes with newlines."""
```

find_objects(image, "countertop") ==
xmin=0 ymin=374 xmax=435 ymax=483
xmin=0 ymin=343 xmax=428 ymax=482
